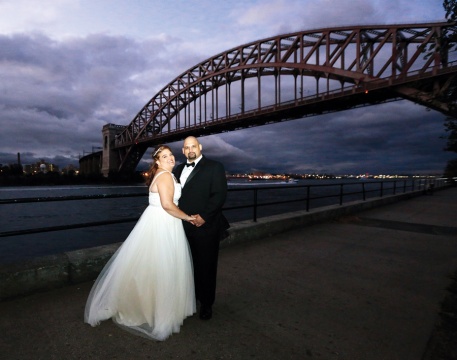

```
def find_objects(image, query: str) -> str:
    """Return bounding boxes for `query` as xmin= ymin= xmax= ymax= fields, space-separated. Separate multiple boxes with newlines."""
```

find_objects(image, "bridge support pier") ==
xmin=101 ymin=124 xmax=125 ymax=177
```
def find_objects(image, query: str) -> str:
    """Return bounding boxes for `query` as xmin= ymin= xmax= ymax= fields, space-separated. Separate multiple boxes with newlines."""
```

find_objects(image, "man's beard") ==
xmin=187 ymin=152 xmax=197 ymax=160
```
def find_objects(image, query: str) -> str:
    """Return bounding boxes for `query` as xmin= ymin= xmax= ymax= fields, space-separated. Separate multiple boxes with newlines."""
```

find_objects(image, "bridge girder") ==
xmin=393 ymin=73 xmax=457 ymax=117
xmin=111 ymin=22 xmax=457 ymax=174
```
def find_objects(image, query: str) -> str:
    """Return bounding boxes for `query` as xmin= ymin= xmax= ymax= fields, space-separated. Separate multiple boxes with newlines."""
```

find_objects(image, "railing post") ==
xmin=362 ymin=182 xmax=366 ymax=201
xmin=306 ymin=186 xmax=310 ymax=212
xmin=253 ymin=188 xmax=258 ymax=222
xmin=393 ymin=181 xmax=397 ymax=195
xmin=380 ymin=182 xmax=384 ymax=197
xmin=339 ymin=184 xmax=344 ymax=205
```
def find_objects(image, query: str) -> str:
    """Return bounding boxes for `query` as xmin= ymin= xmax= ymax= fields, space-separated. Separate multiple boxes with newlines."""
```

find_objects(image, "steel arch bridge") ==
xmin=101 ymin=21 xmax=457 ymax=176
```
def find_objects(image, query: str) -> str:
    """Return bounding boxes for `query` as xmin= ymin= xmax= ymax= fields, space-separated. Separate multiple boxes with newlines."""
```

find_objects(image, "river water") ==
xmin=0 ymin=179 xmax=415 ymax=264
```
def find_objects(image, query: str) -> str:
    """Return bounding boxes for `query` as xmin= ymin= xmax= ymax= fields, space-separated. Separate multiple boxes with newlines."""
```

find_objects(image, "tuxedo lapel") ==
xmin=183 ymin=157 xmax=205 ymax=187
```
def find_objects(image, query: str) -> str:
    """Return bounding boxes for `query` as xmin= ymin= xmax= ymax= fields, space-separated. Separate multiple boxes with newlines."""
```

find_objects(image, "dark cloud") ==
xmin=0 ymin=32 xmax=188 ymax=168
xmin=192 ymin=100 xmax=453 ymax=176
xmin=0 ymin=26 xmax=454 ymax=176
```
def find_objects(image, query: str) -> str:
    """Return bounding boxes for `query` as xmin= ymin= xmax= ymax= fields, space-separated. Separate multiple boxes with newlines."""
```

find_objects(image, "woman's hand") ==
xmin=186 ymin=215 xmax=197 ymax=224
xmin=190 ymin=214 xmax=205 ymax=227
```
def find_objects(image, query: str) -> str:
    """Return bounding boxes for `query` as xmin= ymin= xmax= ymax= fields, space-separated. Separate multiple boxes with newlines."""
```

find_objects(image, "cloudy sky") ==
xmin=0 ymin=0 xmax=454 ymax=176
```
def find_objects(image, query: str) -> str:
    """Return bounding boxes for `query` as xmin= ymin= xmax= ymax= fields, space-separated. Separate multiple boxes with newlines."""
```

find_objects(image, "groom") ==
xmin=173 ymin=136 xmax=229 ymax=320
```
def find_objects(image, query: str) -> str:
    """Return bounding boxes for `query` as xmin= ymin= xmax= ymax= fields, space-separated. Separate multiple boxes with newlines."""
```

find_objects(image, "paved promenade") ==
xmin=0 ymin=187 xmax=456 ymax=360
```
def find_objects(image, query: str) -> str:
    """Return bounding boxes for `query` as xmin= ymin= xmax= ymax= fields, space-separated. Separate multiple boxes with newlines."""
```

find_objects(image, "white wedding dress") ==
xmin=84 ymin=171 xmax=196 ymax=341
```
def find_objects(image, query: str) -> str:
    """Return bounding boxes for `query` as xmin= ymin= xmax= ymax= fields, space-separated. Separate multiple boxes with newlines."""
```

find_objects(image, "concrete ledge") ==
xmin=0 ymin=254 xmax=69 ymax=299
xmin=221 ymin=189 xmax=424 ymax=248
xmin=0 ymin=190 xmax=426 ymax=301
xmin=66 ymin=243 xmax=121 ymax=284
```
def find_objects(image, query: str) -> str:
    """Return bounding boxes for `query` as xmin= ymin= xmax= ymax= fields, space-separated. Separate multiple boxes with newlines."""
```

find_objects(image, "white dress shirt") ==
xmin=179 ymin=155 xmax=202 ymax=187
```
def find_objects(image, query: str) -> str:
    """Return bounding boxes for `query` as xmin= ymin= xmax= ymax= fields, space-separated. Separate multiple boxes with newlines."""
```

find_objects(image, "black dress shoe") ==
xmin=199 ymin=306 xmax=212 ymax=320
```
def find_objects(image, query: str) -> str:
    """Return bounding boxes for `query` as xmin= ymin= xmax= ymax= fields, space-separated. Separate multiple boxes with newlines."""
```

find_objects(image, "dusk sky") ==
xmin=0 ymin=0 xmax=455 ymax=176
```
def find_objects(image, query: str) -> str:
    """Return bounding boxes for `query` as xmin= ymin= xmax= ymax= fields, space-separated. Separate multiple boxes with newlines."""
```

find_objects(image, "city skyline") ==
xmin=1 ymin=151 xmax=445 ymax=179
xmin=0 ymin=0 xmax=454 ymax=176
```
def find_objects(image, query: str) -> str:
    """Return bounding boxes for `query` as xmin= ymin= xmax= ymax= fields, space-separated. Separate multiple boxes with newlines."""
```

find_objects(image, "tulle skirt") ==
xmin=84 ymin=203 xmax=196 ymax=341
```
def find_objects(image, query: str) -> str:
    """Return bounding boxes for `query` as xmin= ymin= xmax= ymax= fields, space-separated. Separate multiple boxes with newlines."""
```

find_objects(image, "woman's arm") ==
xmin=156 ymin=172 xmax=195 ymax=222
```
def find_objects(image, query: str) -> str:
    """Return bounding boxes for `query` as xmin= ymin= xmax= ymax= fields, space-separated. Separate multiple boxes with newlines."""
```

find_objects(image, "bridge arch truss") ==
xmin=112 ymin=22 xmax=457 ymax=174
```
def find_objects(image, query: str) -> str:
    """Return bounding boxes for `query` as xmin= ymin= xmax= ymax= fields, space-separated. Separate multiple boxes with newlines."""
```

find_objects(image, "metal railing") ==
xmin=224 ymin=178 xmax=445 ymax=222
xmin=0 ymin=178 xmax=447 ymax=238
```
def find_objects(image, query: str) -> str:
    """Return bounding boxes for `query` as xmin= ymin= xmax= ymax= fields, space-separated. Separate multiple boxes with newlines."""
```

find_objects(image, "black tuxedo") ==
xmin=173 ymin=155 xmax=229 ymax=307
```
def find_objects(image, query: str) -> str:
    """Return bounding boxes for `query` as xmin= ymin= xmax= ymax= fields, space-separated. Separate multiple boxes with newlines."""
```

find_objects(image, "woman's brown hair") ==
xmin=145 ymin=144 xmax=172 ymax=187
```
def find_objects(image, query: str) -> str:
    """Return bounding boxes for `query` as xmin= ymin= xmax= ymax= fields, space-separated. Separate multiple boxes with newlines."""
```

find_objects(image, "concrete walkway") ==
xmin=0 ymin=187 xmax=456 ymax=360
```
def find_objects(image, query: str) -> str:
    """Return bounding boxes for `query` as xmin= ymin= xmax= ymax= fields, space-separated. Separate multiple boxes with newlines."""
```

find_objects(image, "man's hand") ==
xmin=191 ymin=214 xmax=206 ymax=227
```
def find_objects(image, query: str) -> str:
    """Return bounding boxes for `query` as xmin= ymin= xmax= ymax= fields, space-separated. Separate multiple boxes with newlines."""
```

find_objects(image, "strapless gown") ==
xmin=84 ymin=173 xmax=195 ymax=341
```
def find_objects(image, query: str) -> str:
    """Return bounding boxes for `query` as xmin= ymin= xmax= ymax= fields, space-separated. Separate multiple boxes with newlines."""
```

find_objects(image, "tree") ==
xmin=443 ymin=159 xmax=457 ymax=178
xmin=440 ymin=0 xmax=457 ymax=57
xmin=440 ymin=0 xmax=457 ymax=108
xmin=444 ymin=0 xmax=457 ymax=24
xmin=443 ymin=117 xmax=457 ymax=152
xmin=440 ymin=1 xmax=457 ymax=177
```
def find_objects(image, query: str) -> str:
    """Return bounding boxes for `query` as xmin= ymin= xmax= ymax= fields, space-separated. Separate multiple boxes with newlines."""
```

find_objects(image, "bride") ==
xmin=84 ymin=145 xmax=196 ymax=341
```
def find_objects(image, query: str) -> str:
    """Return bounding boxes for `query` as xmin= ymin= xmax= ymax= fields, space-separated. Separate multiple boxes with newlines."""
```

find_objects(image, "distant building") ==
xmin=79 ymin=151 xmax=102 ymax=175
xmin=23 ymin=164 xmax=32 ymax=174
xmin=62 ymin=164 xmax=79 ymax=175
xmin=26 ymin=160 xmax=59 ymax=174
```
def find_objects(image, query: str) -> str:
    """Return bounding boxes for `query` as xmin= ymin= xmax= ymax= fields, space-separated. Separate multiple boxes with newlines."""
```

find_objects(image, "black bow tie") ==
xmin=185 ymin=162 xmax=195 ymax=167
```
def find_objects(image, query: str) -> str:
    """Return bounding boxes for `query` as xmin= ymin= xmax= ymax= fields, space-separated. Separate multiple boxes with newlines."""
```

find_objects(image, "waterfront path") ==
xmin=0 ymin=187 xmax=456 ymax=359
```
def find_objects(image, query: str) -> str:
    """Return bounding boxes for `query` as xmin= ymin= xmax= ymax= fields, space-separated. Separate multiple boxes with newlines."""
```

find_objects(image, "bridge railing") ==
xmin=0 ymin=178 xmax=448 ymax=238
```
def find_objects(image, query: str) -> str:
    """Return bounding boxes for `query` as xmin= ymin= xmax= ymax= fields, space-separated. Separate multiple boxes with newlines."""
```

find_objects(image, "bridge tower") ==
xmin=101 ymin=123 xmax=125 ymax=177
